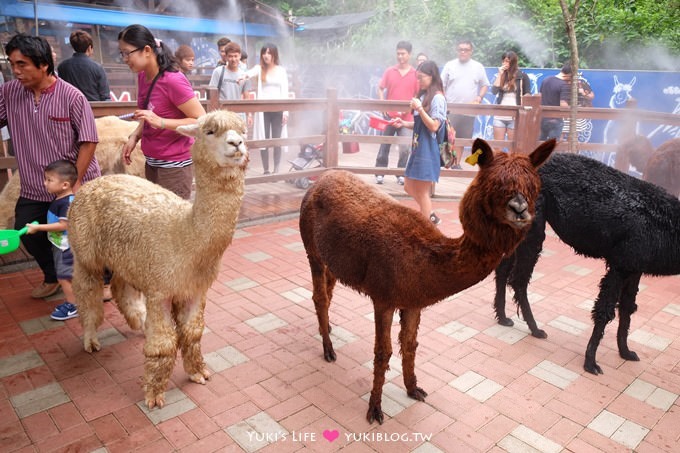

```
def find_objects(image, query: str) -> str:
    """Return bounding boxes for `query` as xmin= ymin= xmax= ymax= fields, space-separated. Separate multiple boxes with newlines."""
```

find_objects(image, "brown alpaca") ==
xmin=299 ymin=138 xmax=555 ymax=424
xmin=643 ymin=137 xmax=680 ymax=197
xmin=69 ymin=111 xmax=248 ymax=409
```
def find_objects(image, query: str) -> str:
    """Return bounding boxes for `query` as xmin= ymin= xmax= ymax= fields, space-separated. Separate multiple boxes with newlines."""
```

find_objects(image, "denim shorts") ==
xmin=493 ymin=118 xmax=515 ymax=129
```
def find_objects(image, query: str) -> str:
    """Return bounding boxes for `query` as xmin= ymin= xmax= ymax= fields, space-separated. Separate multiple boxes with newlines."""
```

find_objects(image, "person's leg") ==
xmin=375 ymin=124 xmax=397 ymax=169
xmin=396 ymin=126 xmax=411 ymax=169
xmin=506 ymin=120 xmax=516 ymax=142
xmin=403 ymin=178 xmax=433 ymax=219
xmin=269 ymin=111 xmax=284 ymax=173
xmin=261 ymin=112 xmax=274 ymax=174
xmin=15 ymin=197 xmax=57 ymax=286
xmin=493 ymin=117 xmax=507 ymax=141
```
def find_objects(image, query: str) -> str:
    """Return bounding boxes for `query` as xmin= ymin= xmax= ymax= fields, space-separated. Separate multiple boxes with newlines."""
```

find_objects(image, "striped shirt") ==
xmin=0 ymin=78 xmax=100 ymax=202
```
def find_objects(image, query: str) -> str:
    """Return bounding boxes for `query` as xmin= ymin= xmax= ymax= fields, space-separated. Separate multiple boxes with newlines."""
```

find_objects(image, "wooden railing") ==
xmin=2 ymin=88 xmax=680 ymax=191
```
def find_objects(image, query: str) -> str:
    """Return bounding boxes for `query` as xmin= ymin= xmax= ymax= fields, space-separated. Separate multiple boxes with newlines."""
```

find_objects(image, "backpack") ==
xmin=438 ymin=118 xmax=456 ymax=168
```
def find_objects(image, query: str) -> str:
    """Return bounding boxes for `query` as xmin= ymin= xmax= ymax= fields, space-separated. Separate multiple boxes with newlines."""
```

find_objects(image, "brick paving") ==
xmin=2 ymin=146 xmax=680 ymax=452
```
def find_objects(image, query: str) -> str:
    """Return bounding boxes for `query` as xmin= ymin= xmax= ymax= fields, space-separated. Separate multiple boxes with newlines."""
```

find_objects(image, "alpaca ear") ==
xmin=529 ymin=139 xmax=557 ymax=168
xmin=176 ymin=123 xmax=200 ymax=138
xmin=466 ymin=138 xmax=495 ymax=167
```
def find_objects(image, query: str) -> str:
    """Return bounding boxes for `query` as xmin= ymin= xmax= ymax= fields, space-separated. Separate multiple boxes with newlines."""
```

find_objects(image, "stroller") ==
xmin=287 ymin=143 xmax=324 ymax=189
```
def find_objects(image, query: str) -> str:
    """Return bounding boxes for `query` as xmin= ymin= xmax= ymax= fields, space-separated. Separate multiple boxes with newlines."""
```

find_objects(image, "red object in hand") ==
xmin=369 ymin=116 xmax=390 ymax=131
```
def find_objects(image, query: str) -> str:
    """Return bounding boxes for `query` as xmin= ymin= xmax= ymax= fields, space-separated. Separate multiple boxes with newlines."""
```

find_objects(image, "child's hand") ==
xmin=26 ymin=223 xmax=39 ymax=234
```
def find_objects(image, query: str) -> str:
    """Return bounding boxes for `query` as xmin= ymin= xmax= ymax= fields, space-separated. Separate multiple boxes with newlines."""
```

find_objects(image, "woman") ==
xmin=393 ymin=60 xmax=447 ymax=225
xmin=119 ymin=24 xmax=205 ymax=199
xmin=491 ymin=51 xmax=530 ymax=142
xmin=243 ymin=43 xmax=289 ymax=174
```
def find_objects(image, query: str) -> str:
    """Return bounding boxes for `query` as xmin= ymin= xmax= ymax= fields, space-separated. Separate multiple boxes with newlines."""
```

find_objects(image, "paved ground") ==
xmin=1 ymin=145 xmax=680 ymax=452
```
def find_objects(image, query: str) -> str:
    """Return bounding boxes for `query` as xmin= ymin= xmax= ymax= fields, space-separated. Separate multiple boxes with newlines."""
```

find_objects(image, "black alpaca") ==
xmin=494 ymin=152 xmax=680 ymax=374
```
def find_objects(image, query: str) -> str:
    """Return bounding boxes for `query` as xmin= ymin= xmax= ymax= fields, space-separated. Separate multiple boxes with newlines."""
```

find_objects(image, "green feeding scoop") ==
xmin=0 ymin=221 xmax=38 ymax=255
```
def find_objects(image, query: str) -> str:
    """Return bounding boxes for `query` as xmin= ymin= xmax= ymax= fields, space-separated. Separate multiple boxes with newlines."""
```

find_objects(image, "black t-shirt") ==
xmin=540 ymin=75 xmax=569 ymax=106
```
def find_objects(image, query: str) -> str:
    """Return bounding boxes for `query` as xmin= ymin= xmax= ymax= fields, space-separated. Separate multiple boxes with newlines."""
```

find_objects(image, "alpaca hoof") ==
xmin=407 ymin=387 xmax=428 ymax=401
xmin=366 ymin=404 xmax=384 ymax=425
xmin=584 ymin=360 xmax=603 ymax=375
xmin=146 ymin=393 xmax=166 ymax=410
xmin=323 ymin=346 xmax=337 ymax=362
xmin=531 ymin=329 xmax=548 ymax=339
xmin=620 ymin=350 xmax=640 ymax=361
xmin=83 ymin=337 xmax=101 ymax=353
xmin=189 ymin=369 xmax=211 ymax=384
xmin=498 ymin=317 xmax=514 ymax=327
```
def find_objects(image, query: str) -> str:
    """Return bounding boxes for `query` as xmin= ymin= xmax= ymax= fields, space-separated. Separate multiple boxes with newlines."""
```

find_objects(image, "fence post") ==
xmin=514 ymin=94 xmax=542 ymax=154
xmin=207 ymin=88 xmax=219 ymax=112
xmin=325 ymin=88 xmax=340 ymax=168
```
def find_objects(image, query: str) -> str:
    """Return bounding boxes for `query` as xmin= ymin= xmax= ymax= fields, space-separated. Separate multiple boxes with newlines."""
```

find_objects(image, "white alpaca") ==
xmin=68 ymin=110 xmax=248 ymax=409
xmin=0 ymin=116 xmax=145 ymax=229
xmin=603 ymin=75 xmax=637 ymax=144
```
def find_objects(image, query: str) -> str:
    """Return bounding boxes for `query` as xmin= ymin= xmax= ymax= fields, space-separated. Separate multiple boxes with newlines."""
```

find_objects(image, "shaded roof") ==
xmin=295 ymin=11 xmax=376 ymax=31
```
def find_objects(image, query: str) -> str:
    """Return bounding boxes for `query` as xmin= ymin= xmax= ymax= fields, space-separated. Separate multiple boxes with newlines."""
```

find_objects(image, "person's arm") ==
xmin=411 ymin=97 xmax=442 ymax=133
xmin=155 ymin=96 xmax=206 ymax=130
xmin=74 ymin=142 xmax=96 ymax=191
xmin=281 ymin=67 xmax=289 ymax=125
xmin=27 ymin=219 xmax=68 ymax=234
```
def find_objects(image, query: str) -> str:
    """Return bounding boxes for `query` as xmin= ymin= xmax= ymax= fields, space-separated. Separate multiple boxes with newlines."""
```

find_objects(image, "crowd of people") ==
xmin=0 ymin=26 xmax=591 ymax=319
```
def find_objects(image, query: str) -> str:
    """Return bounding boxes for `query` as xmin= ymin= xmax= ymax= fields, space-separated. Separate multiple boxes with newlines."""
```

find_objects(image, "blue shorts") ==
xmin=52 ymin=247 xmax=73 ymax=280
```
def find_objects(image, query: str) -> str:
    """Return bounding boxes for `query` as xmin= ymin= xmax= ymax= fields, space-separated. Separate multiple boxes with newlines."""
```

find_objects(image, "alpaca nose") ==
xmin=509 ymin=194 xmax=529 ymax=220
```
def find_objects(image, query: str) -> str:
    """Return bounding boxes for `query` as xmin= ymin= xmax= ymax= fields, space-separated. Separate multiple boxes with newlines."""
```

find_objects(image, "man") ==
xmin=441 ymin=39 xmax=489 ymax=168
xmin=216 ymin=36 xmax=231 ymax=65
xmin=57 ymin=29 xmax=110 ymax=101
xmin=208 ymin=42 xmax=251 ymax=123
xmin=539 ymin=62 xmax=571 ymax=140
xmin=375 ymin=41 xmax=418 ymax=185
xmin=0 ymin=34 xmax=100 ymax=298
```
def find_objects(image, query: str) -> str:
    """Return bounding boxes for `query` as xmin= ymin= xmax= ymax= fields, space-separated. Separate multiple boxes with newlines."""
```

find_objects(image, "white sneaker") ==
xmin=397 ymin=176 xmax=405 ymax=185
xmin=375 ymin=175 xmax=384 ymax=184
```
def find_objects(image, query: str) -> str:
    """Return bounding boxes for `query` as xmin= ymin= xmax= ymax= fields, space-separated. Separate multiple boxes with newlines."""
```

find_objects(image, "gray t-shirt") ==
xmin=441 ymin=58 xmax=490 ymax=103
xmin=209 ymin=66 xmax=251 ymax=101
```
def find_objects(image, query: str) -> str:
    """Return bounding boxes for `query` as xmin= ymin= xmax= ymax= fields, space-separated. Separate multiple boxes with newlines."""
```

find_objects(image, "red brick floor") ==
xmin=2 ymin=182 xmax=680 ymax=452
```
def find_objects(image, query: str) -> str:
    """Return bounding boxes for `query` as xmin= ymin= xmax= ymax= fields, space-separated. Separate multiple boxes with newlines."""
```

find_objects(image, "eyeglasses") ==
xmin=457 ymin=47 xmax=472 ymax=52
xmin=119 ymin=48 xmax=143 ymax=59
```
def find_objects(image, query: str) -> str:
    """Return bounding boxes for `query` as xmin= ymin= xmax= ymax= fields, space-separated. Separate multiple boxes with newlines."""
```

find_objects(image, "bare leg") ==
xmin=404 ymin=178 xmax=433 ymax=219
xmin=367 ymin=304 xmax=395 ymax=424
xmin=399 ymin=308 xmax=427 ymax=401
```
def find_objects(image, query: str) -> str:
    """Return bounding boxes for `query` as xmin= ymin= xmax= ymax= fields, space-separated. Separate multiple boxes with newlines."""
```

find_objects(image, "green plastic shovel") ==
xmin=0 ymin=221 xmax=38 ymax=255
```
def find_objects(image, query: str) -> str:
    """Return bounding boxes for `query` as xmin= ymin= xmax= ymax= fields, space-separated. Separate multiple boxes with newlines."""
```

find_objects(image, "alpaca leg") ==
xmin=494 ymin=256 xmax=514 ymax=327
xmin=398 ymin=308 xmax=427 ymax=401
xmin=74 ymin=263 xmax=104 ymax=353
xmin=585 ymin=269 xmax=624 ymax=374
xmin=174 ymin=295 xmax=211 ymax=384
xmin=142 ymin=296 xmax=178 ymax=409
xmin=508 ymin=201 xmax=547 ymax=338
xmin=616 ymin=273 xmax=641 ymax=361
xmin=312 ymin=265 xmax=336 ymax=362
xmin=367 ymin=304 xmax=395 ymax=424
xmin=111 ymin=275 xmax=146 ymax=331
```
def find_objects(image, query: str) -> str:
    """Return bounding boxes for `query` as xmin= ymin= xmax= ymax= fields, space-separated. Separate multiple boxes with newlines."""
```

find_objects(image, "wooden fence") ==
xmin=2 ymin=88 xmax=680 ymax=191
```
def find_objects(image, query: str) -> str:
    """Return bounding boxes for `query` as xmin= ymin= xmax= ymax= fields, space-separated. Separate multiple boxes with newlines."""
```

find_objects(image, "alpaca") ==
xmin=493 ymin=152 xmax=680 ymax=375
xmin=0 ymin=116 xmax=145 ymax=229
xmin=643 ymin=137 xmax=680 ymax=197
xmin=300 ymin=138 xmax=556 ymax=424
xmin=69 ymin=110 xmax=248 ymax=409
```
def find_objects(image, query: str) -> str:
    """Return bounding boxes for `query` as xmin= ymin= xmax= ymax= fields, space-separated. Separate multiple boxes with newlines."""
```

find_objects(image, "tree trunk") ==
xmin=559 ymin=0 xmax=581 ymax=153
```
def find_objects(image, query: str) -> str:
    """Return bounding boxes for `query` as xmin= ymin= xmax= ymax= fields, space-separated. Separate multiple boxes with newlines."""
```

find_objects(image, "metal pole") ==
xmin=33 ymin=0 xmax=39 ymax=36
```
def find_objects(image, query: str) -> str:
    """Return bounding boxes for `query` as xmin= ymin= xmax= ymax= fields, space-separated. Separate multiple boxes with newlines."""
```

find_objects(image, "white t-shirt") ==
xmin=441 ymin=58 xmax=490 ymax=104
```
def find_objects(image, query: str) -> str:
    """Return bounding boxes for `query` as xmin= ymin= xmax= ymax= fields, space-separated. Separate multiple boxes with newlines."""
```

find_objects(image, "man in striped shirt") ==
xmin=0 ymin=34 xmax=100 ymax=299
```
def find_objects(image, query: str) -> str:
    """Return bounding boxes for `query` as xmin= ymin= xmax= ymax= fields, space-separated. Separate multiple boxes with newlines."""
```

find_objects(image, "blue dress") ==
xmin=404 ymin=93 xmax=447 ymax=182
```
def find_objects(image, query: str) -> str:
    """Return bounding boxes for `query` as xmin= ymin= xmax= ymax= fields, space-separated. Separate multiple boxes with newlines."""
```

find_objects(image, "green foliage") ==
xmin=263 ymin=0 xmax=679 ymax=69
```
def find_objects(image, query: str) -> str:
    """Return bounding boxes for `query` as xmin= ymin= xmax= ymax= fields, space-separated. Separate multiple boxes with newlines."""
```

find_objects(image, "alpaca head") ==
xmin=176 ymin=110 xmax=249 ymax=171
xmin=460 ymin=138 xmax=555 ymax=249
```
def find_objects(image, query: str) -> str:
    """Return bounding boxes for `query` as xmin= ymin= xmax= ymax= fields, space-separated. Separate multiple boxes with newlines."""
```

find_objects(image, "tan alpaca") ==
xmin=300 ymin=139 xmax=556 ymax=424
xmin=69 ymin=111 xmax=248 ymax=409
xmin=0 ymin=116 xmax=145 ymax=229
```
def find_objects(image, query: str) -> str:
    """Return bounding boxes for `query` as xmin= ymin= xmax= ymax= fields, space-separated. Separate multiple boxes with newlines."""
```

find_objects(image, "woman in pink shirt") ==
xmin=119 ymin=24 xmax=205 ymax=199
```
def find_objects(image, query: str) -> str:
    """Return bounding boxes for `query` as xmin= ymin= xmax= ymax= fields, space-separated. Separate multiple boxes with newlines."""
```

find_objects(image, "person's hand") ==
xmin=122 ymin=139 xmax=137 ymax=165
xmin=26 ymin=223 xmax=39 ymax=234
xmin=282 ymin=112 xmax=289 ymax=126
xmin=410 ymin=97 xmax=422 ymax=111
xmin=392 ymin=117 xmax=404 ymax=129
xmin=247 ymin=114 xmax=253 ymax=128
xmin=134 ymin=109 xmax=163 ymax=129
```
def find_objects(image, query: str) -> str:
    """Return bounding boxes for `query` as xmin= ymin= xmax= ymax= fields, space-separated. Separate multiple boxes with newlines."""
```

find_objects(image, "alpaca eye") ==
xmin=205 ymin=129 xmax=215 ymax=135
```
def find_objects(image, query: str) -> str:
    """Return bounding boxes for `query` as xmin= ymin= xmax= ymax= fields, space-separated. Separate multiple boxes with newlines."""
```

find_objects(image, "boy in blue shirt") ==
xmin=26 ymin=160 xmax=78 ymax=320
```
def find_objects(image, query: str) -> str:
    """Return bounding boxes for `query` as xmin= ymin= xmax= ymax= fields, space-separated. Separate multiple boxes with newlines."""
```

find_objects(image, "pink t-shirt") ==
xmin=137 ymin=71 xmax=196 ymax=162
xmin=379 ymin=65 xmax=418 ymax=121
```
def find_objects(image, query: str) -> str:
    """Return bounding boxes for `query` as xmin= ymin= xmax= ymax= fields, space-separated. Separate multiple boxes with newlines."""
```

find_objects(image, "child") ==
xmin=26 ymin=160 xmax=79 ymax=320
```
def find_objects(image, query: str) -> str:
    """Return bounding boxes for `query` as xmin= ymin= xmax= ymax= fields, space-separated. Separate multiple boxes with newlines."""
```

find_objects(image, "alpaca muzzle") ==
xmin=507 ymin=194 xmax=532 ymax=227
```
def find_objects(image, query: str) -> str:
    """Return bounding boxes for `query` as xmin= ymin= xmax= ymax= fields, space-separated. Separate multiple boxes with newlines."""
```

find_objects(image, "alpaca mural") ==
xmin=527 ymin=72 xmax=543 ymax=94
xmin=603 ymin=75 xmax=637 ymax=144
xmin=648 ymin=86 xmax=680 ymax=141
